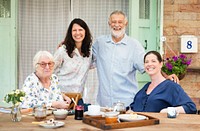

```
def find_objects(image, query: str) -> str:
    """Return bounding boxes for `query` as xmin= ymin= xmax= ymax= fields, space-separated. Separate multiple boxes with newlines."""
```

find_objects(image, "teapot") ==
xmin=113 ymin=101 xmax=126 ymax=114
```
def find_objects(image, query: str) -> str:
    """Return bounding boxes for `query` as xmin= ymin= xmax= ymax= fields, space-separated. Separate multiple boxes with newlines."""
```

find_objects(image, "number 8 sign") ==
xmin=181 ymin=35 xmax=198 ymax=53
xmin=187 ymin=41 xmax=192 ymax=49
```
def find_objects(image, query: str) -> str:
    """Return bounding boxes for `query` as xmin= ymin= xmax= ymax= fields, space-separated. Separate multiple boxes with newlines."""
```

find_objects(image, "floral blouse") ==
xmin=21 ymin=73 xmax=64 ymax=108
xmin=54 ymin=45 xmax=93 ymax=93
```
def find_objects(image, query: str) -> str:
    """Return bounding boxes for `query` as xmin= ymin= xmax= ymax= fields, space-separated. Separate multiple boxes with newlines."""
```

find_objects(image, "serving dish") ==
xmin=83 ymin=113 xmax=159 ymax=130
xmin=118 ymin=114 xmax=147 ymax=122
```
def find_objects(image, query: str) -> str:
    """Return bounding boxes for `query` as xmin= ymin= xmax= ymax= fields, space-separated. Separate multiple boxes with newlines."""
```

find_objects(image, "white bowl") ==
xmin=53 ymin=109 xmax=68 ymax=115
xmin=105 ymin=111 xmax=120 ymax=117
xmin=53 ymin=110 xmax=68 ymax=120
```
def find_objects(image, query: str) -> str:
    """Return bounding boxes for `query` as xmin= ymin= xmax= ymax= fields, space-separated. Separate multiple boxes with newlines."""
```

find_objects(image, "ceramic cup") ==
xmin=84 ymin=103 xmax=91 ymax=112
xmin=88 ymin=105 xmax=100 ymax=116
xmin=167 ymin=107 xmax=178 ymax=118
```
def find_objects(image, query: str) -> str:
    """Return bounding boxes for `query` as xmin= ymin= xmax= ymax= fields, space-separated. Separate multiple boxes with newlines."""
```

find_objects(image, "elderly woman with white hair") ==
xmin=21 ymin=51 xmax=71 ymax=109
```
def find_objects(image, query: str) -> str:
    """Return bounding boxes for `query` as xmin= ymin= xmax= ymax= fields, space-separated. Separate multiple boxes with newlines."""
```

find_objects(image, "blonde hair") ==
xmin=33 ymin=51 xmax=54 ymax=70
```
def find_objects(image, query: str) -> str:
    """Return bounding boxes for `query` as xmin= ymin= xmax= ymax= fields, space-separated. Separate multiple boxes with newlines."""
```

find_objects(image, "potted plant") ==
xmin=162 ymin=54 xmax=192 ymax=80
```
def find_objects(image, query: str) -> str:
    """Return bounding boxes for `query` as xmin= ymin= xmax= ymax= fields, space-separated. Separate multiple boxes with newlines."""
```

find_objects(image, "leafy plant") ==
xmin=162 ymin=54 xmax=191 ymax=77
xmin=4 ymin=90 xmax=25 ymax=106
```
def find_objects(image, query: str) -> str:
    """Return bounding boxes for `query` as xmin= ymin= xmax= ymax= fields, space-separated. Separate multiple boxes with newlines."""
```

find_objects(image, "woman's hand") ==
xmin=160 ymin=106 xmax=185 ymax=114
xmin=52 ymin=101 xmax=69 ymax=109
xmin=63 ymin=95 xmax=71 ymax=104
xmin=160 ymin=108 xmax=168 ymax=113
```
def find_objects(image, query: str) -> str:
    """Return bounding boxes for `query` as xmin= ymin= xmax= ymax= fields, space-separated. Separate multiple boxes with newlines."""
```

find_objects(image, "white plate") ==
xmin=84 ymin=111 xmax=104 ymax=116
xmin=39 ymin=121 xmax=65 ymax=129
xmin=118 ymin=114 xmax=147 ymax=122
xmin=0 ymin=108 xmax=11 ymax=114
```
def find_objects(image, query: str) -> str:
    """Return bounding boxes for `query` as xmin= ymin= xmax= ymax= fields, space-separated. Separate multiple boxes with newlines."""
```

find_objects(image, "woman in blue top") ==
xmin=129 ymin=51 xmax=197 ymax=114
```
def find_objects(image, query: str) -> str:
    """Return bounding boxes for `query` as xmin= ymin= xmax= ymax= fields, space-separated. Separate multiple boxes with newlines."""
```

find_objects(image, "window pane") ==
xmin=0 ymin=0 xmax=11 ymax=18
xmin=139 ymin=0 xmax=149 ymax=19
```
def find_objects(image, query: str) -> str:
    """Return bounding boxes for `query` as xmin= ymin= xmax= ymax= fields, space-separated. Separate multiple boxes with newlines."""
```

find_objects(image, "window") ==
xmin=139 ymin=0 xmax=150 ymax=19
xmin=0 ymin=0 xmax=10 ymax=18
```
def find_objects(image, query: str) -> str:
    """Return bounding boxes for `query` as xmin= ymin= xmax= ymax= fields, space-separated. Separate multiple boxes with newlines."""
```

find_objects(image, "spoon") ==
xmin=71 ymin=98 xmax=77 ymax=106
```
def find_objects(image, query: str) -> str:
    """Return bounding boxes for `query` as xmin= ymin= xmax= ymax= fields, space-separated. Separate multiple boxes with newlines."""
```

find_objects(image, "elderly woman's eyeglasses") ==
xmin=37 ymin=62 xmax=55 ymax=68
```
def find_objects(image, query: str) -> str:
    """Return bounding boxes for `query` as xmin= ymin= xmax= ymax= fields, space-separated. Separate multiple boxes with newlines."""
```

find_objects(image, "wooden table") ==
xmin=0 ymin=112 xmax=200 ymax=131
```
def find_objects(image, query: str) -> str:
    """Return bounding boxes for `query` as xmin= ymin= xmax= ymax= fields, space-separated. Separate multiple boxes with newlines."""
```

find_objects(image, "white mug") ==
xmin=88 ymin=105 xmax=100 ymax=115
xmin=167 ymin=107 xmax=178 ymax=118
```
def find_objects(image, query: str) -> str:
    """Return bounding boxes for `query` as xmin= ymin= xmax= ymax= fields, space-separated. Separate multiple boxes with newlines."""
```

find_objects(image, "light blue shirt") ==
xmin=92 ymin=34 xmax=145 ymax=107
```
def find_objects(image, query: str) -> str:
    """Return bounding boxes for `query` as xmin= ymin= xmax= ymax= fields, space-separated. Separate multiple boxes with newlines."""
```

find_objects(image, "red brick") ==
xmin=179 ymin=5 xmax=200 ymax=12
xmin=193 ymin=0 xmax=200 ymax=4
xmin=173 ymin=27 xmax=197 ymax=35
xmin=197 ymin=28 xmax=200 ymax=35
xmin=163 ymin=27 xmax=174 ymax=35
xmin=174 ymin=12 xmax=197 ymax=20
xmin=175 ymin=0 xmax=196 ymax=4
xmin=197 ymin=13 xmax=200 ymax=20
xmin=164 ymin=12 xmax=174 ymax=20
xmin=163 ymin=20 xmax=179 ymax=28
xmin=178 ymin=20 xmax=199 ymax=28
xmin=164 ymin=5 xmax=179 ymax=12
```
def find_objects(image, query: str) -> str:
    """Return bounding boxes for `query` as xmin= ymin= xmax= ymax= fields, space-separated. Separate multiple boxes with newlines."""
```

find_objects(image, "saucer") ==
xmin=84 ymin=111 xmax=104 ymax=116
xmin=39 ymin=121 xmax=64 ymax=128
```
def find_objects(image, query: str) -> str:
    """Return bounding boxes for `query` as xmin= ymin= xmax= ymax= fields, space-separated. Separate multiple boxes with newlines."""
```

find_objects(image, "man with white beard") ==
xmin=92 ymin=10 xmax=146 ymax=107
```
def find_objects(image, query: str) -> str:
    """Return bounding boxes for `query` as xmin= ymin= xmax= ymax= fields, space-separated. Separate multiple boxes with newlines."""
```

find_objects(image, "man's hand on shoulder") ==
xmin=166 ymin=74 xmax=179 ymax=84
xmin=57 ymin=41 xmax=64 ymax=49
xmin=161 ymin=72 xmax=179 ymax=84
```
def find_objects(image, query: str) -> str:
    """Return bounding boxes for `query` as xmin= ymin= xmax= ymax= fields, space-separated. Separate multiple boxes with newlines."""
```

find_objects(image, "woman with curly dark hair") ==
xmin=54 ymin=18 xmax=93 ymax=95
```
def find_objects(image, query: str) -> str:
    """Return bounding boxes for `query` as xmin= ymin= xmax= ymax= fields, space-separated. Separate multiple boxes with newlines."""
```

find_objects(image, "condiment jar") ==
xmin=74 ymin=105 xmax=84 ymax=120
xmin=105 ymin=111 xmax=120 ymax=124
xmin=113 ymin=101 xmax=126 ymax=114
xmin=33 ymin=105 xmax=47 ymax=121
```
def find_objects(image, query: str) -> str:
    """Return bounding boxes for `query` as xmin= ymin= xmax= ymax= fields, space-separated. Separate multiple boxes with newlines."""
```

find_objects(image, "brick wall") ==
xmin=163 ymin=0 xmax=200 ymax=102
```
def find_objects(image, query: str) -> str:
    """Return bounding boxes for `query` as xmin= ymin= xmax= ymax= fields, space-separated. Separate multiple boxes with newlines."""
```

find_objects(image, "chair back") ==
xmin=64 ymin=93 xmax=82 ymax=110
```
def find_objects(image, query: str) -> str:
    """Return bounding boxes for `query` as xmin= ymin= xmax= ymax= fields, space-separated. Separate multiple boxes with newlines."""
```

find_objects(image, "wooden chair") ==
xmin=64 ymin=93 xmax=82 ymax=110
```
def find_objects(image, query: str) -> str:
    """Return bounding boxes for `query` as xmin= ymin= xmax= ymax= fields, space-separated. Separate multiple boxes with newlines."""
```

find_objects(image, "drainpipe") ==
xmin=160 ymin=0 xmax=165 ymax=55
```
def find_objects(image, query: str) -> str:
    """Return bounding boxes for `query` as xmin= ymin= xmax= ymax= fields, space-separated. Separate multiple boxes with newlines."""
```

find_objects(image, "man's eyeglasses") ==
xmin=37 ymin=62 xmax=55 ymax=68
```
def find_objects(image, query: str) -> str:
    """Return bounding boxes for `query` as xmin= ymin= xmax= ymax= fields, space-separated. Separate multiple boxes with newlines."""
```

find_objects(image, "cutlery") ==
xmin=71 ymin=98 xmax=77 ymax=106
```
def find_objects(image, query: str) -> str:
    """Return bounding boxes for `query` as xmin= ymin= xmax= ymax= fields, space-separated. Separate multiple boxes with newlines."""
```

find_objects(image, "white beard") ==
xmin=110 ymin=27 xmax=126 ymax=38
